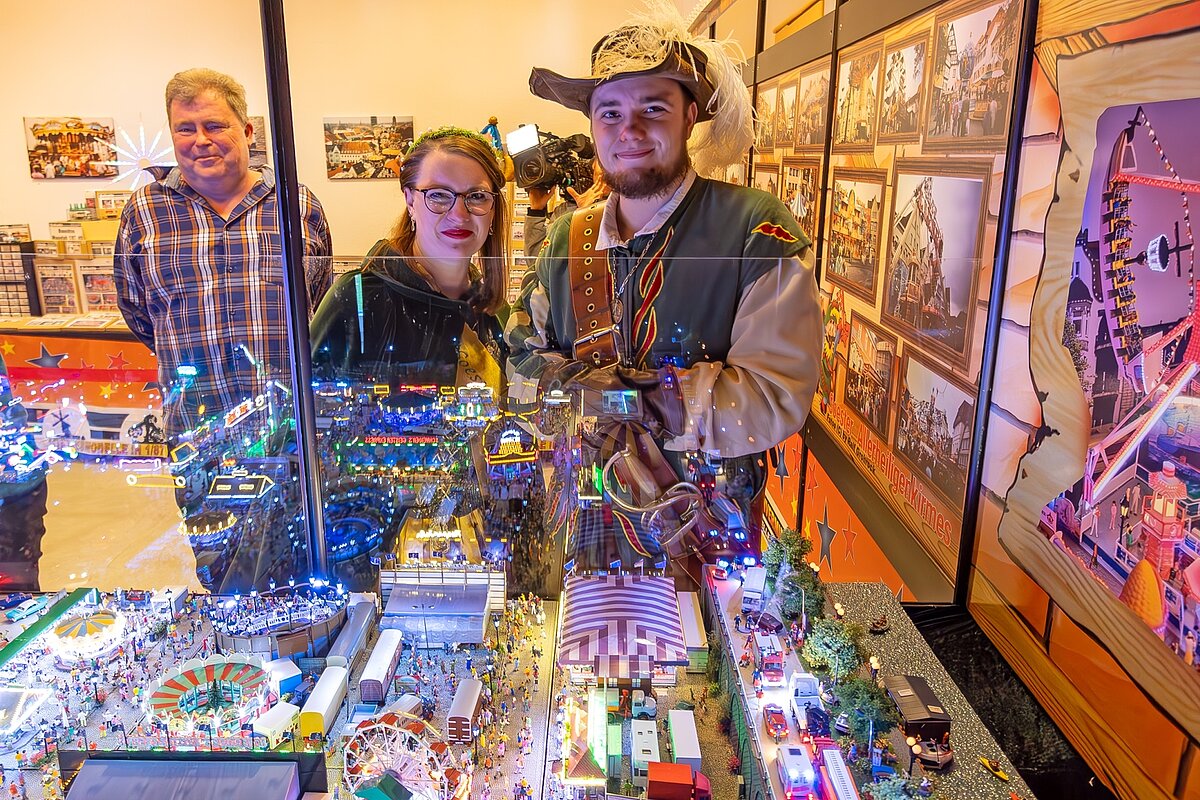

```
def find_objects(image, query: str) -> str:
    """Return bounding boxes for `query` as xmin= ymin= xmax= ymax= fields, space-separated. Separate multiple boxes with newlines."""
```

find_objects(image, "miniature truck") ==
xmin=752 ymin=631 xmax=786 ymax=686
xmin=740 ymin=566 xmax=769 ymax=613
xmin=789 ymin=670 xmax=823 ymax=722
xmin=631 ymin=688 xmax=658 ymax=720
xmin=646 ymin=761 xmax=713 ymax=800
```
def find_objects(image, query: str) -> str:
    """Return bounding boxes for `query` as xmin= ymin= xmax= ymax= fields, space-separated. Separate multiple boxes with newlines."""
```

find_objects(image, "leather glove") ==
xmin=541 ymin=362 xmax=686 ymax=439
xmin=615 ymin=365 xmax=686 ymax=440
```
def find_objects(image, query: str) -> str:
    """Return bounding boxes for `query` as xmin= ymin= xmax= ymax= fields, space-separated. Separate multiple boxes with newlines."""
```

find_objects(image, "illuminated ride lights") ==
xmin=342 ymin=706 xmax=463 ymax=798
xmin=0 ymin=687 xmax=53 ymax=745
xmin=214 ymin=582 xmax=347 ymax=637
xmin=145 ymin=655 xmax=270 ymax=735
xmin=181 ymin=510 xmax=238 ymax=547
xmin=49 ymin=609 xmax=127 ymax=664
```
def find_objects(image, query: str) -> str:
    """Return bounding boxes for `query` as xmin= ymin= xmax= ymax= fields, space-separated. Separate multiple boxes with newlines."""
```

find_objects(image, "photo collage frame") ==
xmin=764 ymin=0 xmax=1024 ymax=571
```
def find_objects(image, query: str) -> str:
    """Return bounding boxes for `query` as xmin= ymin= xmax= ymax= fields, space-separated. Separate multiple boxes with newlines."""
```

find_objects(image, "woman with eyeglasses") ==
xmin=310 ymin=127 xmax=509 ymax=393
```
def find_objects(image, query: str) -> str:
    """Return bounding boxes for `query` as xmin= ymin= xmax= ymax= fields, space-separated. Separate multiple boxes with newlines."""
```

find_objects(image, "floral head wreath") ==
xmin=406 ymin=125 xmax=499 ymax=158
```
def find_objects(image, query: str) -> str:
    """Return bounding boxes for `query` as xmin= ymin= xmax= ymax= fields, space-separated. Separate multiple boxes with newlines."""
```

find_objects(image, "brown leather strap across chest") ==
xmin=567 ymin=202 xmax=619 ymax=368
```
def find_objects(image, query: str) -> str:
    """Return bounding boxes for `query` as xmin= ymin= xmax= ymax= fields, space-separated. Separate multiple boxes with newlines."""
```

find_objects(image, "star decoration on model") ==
xmin=26 ymin=344 xmax=67 ymax=369
xmin=816 ymin=502 xmax=838 ymax=570
xmin=842 ymin=524 xmax=857 ymax=563
xmin=107 ymin=351 xmax=130 ymax=370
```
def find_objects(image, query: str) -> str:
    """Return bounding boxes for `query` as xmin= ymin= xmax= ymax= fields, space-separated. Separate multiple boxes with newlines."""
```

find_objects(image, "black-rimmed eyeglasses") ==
xmin=413 ymin=187 xmax=497 ymax=215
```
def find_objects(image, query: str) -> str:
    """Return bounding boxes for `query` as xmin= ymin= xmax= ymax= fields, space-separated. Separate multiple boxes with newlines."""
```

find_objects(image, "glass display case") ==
xmin=0 ymin=2 xmax=1195 ymax=800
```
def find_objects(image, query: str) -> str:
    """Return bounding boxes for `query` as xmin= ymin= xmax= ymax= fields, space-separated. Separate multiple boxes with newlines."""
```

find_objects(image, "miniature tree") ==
xmin=777 ymin=569 xmax=825 ymax=622
xmin=764 ymin=526 xmax=813 ymax=586
xmin=802 ymin=618 xmax=864 ymax=681
xmin=861 ymin=774 xmax=911 ymax=800
xmin=834 ymin=675 xmax=898 ymax=743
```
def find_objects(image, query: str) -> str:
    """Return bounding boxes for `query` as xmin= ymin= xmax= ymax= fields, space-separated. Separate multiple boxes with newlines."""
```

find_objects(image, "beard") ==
xmin=600 ymin=147 xmax=691 ymax=200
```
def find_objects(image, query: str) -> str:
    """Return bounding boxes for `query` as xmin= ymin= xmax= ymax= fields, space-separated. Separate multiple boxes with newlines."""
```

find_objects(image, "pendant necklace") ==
xmin=609 ymin=231 xmax=662 ymax=332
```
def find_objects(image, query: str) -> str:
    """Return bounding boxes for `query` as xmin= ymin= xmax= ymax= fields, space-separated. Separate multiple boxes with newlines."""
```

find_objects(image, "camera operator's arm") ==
xmin=669 ymin=247 xmax=820 ymax=458
xmin=523 ymin=186 xmax=556 ymax=259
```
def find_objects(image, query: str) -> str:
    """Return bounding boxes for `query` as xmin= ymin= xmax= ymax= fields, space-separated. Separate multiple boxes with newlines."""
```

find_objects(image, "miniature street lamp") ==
xmin=413 ymin=603 xmax=433 ymax=650
xmin=907 ymin=735 xmax=922 ymax=775
xmin=834 ymin=602 xmax=845 ymax=620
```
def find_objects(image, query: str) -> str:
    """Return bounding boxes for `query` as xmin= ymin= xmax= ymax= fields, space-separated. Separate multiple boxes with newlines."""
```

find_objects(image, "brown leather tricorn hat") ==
xmin=529 ymin=26 xmax=718 ymax=121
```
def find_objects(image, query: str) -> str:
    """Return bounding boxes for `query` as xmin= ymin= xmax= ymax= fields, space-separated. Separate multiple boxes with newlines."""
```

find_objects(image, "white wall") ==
xmin=0 ymin=1 xmax=661 ymax=255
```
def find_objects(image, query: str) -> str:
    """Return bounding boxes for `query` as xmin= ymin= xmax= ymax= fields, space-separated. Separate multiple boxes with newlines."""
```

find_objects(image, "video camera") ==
xmin=506 ymin=124 xmax=595 ymax=195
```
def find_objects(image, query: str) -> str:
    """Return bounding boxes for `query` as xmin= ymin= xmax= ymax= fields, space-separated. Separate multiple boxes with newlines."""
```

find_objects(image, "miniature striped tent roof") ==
xmin=557 ymin=575 xmax=688 ymax=670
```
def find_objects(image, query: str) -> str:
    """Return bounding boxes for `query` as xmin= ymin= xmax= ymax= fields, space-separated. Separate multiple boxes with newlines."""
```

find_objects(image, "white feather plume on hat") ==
xmin=595 ymin=2 xmax=752 ymax=178
xmin=532 ymin=1 xmax=753 ymax=179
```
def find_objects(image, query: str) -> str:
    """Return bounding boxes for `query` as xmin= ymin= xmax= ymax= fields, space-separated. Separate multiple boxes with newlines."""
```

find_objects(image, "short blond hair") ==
xmin=165 ymin=68 xmax=249 ymax=125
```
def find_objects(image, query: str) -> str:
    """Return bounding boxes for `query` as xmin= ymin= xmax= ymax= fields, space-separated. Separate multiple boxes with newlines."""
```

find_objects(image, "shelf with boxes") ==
xmin=3 ymin=190 xmax=129 ymax=321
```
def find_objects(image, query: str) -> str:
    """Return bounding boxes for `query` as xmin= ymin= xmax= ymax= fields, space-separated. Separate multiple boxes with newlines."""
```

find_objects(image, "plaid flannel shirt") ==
xmin=114 ymin=165 xmax=332 ymax=436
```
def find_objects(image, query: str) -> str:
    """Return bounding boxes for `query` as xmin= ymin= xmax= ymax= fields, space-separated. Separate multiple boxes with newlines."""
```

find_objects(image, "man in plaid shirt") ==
xmin=116 ymin=68 xmax=332 ymax=443
xmin=115 ymin=69 xmax=331 ymax=589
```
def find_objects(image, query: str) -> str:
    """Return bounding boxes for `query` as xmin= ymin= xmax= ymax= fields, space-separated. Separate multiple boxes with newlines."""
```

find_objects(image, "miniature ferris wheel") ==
xmin=1084 ymin=106 xmax=1199 ymax=503
xmin=342 ymin=707 xmax=465 ymax=799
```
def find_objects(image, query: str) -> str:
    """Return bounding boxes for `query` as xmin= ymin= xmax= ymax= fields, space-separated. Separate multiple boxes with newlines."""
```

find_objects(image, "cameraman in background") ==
xmin=523 ymin=160 xmax=608 ymax=257
xmin=509 ymin=125 xmax=609 ymax=257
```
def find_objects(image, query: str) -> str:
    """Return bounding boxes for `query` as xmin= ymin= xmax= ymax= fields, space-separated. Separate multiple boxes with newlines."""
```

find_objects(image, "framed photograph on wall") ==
xmin=832 ymin=40 xmax=883 ymax=152
xmin=776 ymin=79 xmax=797 ymax=147
xmin=881 ymin=159 xmax=990 ymax=365
xmin=725 ymin=154 xmax=750 ymax=187
xmin=894 ymin=350 xmax=976 ymax=508
xmin=878 ymin=32 xmax=930 ymax=143
xmin=825 ymin=168 xmax=886 ymax=304
xmin=324 ymin=116 xmax=414 ymax=180
xmin=781 ymin=157 xmax=820 ymax=242
xmin=846 ymin=312 xmax=898 ymax=441
xmin=24 ymin=117 xmax=118 ymax=179
xmin=756 ymin=81 xmax=778 ymax=153
xmin=247 ymin=116 xmax=269 ymax=170
xmin=923 ymin=0 xmax=1022 ymax=150
xmin=752 ymin=160 xmax=781 ymax=199
xmin=794 ymin=58 xmax=831 ymax=152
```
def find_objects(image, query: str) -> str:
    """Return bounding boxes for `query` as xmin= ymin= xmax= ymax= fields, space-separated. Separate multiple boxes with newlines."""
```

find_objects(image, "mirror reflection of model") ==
xmin=309 ymin=128 xmax=510 ymax=591
xmin=114 ymin=68 xmax=333 ymax=593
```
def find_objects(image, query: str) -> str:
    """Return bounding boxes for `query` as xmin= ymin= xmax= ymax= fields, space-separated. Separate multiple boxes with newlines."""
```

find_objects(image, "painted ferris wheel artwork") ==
xmin=1043 ymin=98 xmax=1200 ymax=658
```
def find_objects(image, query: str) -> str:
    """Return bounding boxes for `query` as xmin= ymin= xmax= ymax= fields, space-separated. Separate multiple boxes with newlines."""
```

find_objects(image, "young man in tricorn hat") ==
xmin=506 ymin=8 xmax=821 ymax=569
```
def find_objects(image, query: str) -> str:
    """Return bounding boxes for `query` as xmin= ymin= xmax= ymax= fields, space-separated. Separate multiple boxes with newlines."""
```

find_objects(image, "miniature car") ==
xmin=711 ymin=566 xmax=729 ymax=580
xmin=804 ymin=705 xmax=831 ymax=739
xmin=5 ymin=596 xmax=48 ymax=622
xmin=756 ymin=612 xmax=785 ymax=634
xmin=0 ymin=592 xmax=32 ymax=611
xmin=834 ymin=712 xmax=851 ymax=735
xmin=763 ymin=703 xmax=788 ymax=740
xmin=916 ymin=740 xmax=955 ymax=769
